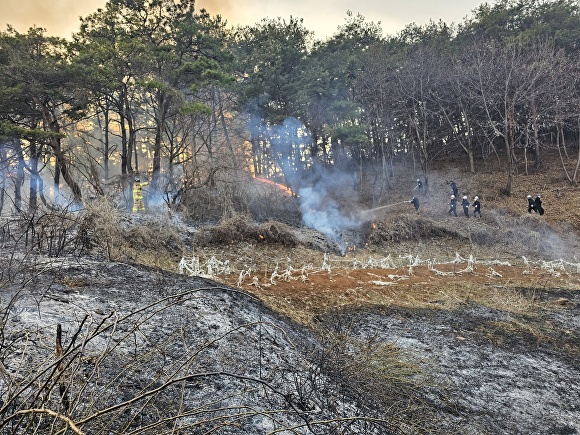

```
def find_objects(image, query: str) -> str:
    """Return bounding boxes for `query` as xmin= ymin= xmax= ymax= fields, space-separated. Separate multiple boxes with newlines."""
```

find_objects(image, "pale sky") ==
xmin=1 ymin=0 xmax=486 ymax=40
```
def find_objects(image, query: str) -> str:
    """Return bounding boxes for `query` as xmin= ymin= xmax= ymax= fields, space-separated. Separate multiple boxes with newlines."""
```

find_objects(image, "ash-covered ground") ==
xmin=345 ymin=296 xmax=580 ymax=435
xmin=2 ymin=255 xmax=430 ymax=434
xmin=1 ymin=249 xmax=579 ymax=434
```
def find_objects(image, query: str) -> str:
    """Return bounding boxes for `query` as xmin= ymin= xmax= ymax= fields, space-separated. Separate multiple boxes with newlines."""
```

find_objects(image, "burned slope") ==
xmin=337 ymin=293 xmax=580 ymax=435
xmin=0 ymin=255 xmax=440 ymax=434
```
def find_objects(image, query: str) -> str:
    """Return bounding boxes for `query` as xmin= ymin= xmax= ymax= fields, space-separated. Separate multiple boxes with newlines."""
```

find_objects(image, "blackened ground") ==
xmin=343 ymin=293 xmax=580 ymax=435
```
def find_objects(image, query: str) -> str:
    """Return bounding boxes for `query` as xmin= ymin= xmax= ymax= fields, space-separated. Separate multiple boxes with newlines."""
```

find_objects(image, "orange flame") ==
xmin=254 ymin=177 xmax=294 ymax=196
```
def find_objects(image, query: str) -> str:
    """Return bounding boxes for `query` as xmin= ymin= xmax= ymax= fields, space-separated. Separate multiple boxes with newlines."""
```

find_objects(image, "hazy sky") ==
xmin=1 ymin=0 xmax=486 ymax=40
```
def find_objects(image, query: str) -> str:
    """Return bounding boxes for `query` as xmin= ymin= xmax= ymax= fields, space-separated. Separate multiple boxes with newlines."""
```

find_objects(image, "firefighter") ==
xmin=527 ymin=195 xmax=536 ymax=213
xmin=535 ymin=194 xmax=544 ymax=215
xmin=414 ymin=178 xmax=424 ymax=193
xmin=410 ymin=196 xmax=420 ymax=212
xmin=448 ymin=195 xmax=457 ymax=217
xmin=461 ymin=195 xmax=470 ymax=218
xmin=472 ymin=196 xmax=481 ymax=218
xmin=133 ymin=176 xmax=149 ymax=213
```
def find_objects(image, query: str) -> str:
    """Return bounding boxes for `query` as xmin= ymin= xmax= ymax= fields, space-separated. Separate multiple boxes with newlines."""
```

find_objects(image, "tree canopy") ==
xmin=1 ymin=0 xmax=580 ymax=214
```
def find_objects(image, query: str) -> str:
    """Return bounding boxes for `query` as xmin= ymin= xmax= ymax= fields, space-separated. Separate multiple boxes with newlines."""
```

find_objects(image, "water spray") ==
xmin=359 ymin=201 xmax=410 ymax=218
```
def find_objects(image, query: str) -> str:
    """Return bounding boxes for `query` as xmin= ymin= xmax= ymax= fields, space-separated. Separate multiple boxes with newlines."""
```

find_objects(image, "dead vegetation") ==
xmin=308 ymin=313 xmax=437 ymax=432
xmin=367 ymin=214 xmax=466 ymax=243
xmin=194 ymin=214 xmax=299 ymax=247
xmin=1 ymin=155 xmax=580 ymax=434
xmin=80 ymin=197 xmax=185 ymax=268
xmin=178 ymin=175 xmax=301 ymax=225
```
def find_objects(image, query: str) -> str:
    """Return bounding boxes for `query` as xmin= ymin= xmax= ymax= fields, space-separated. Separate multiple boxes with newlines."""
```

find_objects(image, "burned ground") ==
xmin=0 ymin=256 xmax=446 ymax=434
xmin=1 ymin=157 xmax=580 ymax=433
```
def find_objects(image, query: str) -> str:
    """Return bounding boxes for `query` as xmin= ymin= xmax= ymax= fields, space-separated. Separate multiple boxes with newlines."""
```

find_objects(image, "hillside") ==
xmin=1 ymin=154 xmax=580 ymax=434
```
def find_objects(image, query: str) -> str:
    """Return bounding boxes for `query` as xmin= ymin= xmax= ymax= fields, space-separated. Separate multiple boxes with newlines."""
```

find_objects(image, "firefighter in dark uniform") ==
xmin=449 ymin=180 xmax=459 ymax=198
xmin=472 ymin=196 xmax=481 ymax=218
xmin=415 ymin=179 xmax=424 ymax=193
xmin=461 ymin=195 xmax=470 ymax=218
xmin=448 ymin=195 xmax=457 ymax=217
xmin=535 ymin=194 xmax=544 ymax=215
xmin=527 ymin=195 xmax=536 ymax=213
xmin=410 ymin=196 xmax=420 ymax=212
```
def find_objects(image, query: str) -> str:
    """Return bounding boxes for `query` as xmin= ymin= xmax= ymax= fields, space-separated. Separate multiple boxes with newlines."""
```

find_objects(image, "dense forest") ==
xmin=1 ymin=0 xmax=580 ymax=216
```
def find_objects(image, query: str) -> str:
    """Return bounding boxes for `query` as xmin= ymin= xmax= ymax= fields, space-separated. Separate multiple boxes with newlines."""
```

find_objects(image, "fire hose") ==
xmin=359 ymin=201 xmax=413 ymax=218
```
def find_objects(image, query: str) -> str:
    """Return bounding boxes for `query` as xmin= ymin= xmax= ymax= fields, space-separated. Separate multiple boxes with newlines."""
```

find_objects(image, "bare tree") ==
xmin=456 ymin=40 xmax=567 ymax=194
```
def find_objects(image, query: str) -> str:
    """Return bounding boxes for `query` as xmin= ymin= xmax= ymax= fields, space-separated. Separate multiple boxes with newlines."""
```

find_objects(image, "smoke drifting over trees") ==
xmin=1 ymin=0 xmax=580 ymax=217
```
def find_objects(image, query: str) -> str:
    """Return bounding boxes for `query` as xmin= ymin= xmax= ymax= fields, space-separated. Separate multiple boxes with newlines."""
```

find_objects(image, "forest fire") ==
xmin=254 ymin=177 xmax=294 ymax=196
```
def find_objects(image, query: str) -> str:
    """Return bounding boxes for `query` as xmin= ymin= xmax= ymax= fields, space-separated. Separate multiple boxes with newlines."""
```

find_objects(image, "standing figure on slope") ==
xmin=448 ymin=195 xmax=458 ymax=217
xmin=133 ymin=176 xmax=149 ymax=213
xmin=535 ymin=194 xmax=544 ymax=215
xmin=414 ymin=178 xmax=424 ymax=193
xmin=472 ymin=196 xmax=481 ymax=218
xmin=527 ymin=195 xmax=536 ymax=213
xmin=409 ymin=196 xmax=420 ymax=213
xmin=461 ymin=195 xmax=470 ymax=218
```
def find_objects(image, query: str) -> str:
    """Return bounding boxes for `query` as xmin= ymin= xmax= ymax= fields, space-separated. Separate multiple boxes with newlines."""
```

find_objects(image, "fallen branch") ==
xmin=12 ymin=409 xmax=83 ymax=435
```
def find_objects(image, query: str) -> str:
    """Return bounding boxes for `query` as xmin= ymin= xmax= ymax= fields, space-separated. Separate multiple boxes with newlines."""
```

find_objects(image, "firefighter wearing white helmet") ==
xmin=448 ymin=194 xmax=458 ymax=217
xmin=527 ymin=194 xmax=536 ymax=213
xmin=461 ymin=195 xmax=470 ymax=217
xmin=472 ymin=196 xmax=481 ymax=218
xmin=535 ymin=194 xmax=544 ymax=215
xmin=414 ymin=178 xmax=424 ymax=192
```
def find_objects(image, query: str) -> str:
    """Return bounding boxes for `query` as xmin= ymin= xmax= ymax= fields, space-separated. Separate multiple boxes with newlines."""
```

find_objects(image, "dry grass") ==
xmin=308 ymin=316 xmax=434 ymax=429
xmin=60 ymin=275 xmax=90 ymax=288
xmin=78 ymin=150 xmax=580 ymax=327
xmin=194 ymin=214 xmax=299 ymax=247
xmin=82 ymin=197 xmax=184 ymax=267
xmin=179 ymin=176 xmax=300 ymax=223
xmin=77 ymin=203 xmax=580 ymax=327
xmin=368 ymin=214 xmax=468 ymax=243
xmin=81 ymin=197 xmax=125 ymax=259
xmin=165 ymin=209 xmax=580 ymax=325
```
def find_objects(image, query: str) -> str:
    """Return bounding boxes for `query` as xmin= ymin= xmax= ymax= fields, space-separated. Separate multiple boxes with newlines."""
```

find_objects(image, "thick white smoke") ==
xmin=247 ymin=114 xmax=363 ymax=242
xmin=299 ymin=186 xmax=356 ymax=238
xmin=298 ymin=167 xmax=361 ymax=242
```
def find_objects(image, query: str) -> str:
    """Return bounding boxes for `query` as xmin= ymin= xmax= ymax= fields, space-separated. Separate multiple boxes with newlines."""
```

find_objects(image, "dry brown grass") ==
xmin=368 ymin=214 xmax=468 ymax=243
xmin=194 ymin=214 xmax=299 ymax=247
xmin=179 ymin=176 xmax=300 ymax=223
xmin=82 ymin=197 xmax=184 ymax=267
xmin=81 ymin=197 xmax=125 ymax=259
xmin=79 ymin=151 xmax=580 ymax=327
xmin=60 ymin=275 xmax=90 ymax=288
